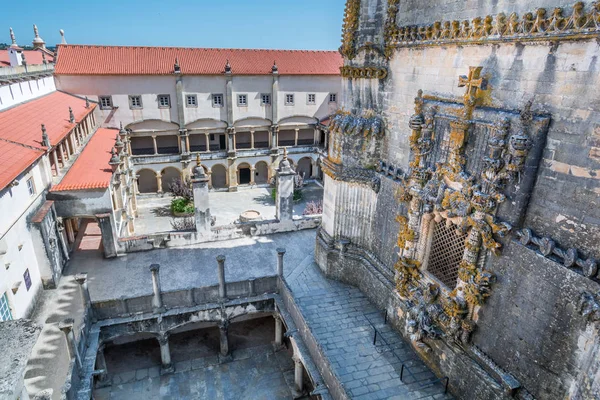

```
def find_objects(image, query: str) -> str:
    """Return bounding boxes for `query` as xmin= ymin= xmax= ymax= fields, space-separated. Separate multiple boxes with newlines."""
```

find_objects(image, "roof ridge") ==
xmin=57 ymin=44 xmax=340 ymax=53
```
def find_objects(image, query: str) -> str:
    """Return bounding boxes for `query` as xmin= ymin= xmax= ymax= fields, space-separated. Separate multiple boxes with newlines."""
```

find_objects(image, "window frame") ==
xmin=261 ymin=93 xmax=271 ymax=106
xmin=212 ymin=93 xmax=224 ymax=108
xmin=285 ymin=93 xmax=295 ymax=106
xmin=98 ymin=95 xmax=113 ymax=110
xmin=129 ymin=95 xmax=143 ymax=110
xmin=0 ymin=293 xmax=12 ymax=322
xmin=157 ymin=94 xmax=171 ymax=108
xmin=237 ymin=94 xmax=248 ymax=107
xmin=307 ymin=93 xmax=316 ymax=105
xmin=329 ymin=93 xmax=337 ymax=103
xmin=186 ymin=94 xmax=198 ymax=108
xmin=26 ymin=177 xmax=35 ymax=196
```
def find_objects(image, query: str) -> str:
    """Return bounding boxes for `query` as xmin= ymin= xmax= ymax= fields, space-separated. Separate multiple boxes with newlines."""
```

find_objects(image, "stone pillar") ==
xmin=157 ymin=333 xmax=174 ymax=374
xmin=219 ymin=321 xmax=230 ymax=358
xmin=227 ymin=127 xmax=236 ymax=155
xmin=95 ymin=344 xmax=108 ymax=384
xmin=52 ymin=150 xmax=60 ymax=175
xmin=65 ymin=218 xmax=75 ymax=244
xmin=152 ymin=135 xmax=158 ymax=155
xmin=250 ymin=166 xmax=256 ymax=185
xmin=277 ymin=248 xmax=286 ymax=278
xmin=58 ymin=318 xmax=82 ymax=369
xmin=311 ymin=159 xmax=319 ymax=178
xmin=95 ymin=213 xmax=118 ymax=258
xmin=69 ymin=133 xmax=77 ymax=154
xmin=205 ymin=133 xmax=210 ymax=152
xmin=191 ymin=155 xmax=211 ymax=234
xmin=273 ymin=315 xmax=284 ymax=351
xmin=250 ymin=130 xmax=255 ymax=149
xmin=150 ymin=264 xmax=165 ymax=313
xmin=313 ymin=127 xmax=319 ymax=145
xmin=217 ymin=255 xmax=226 ymax=299
xmin=270 ymin=124 xmax=279 ymax=151
xmin=156 ymin=173 xmax=163 ymax=194
xmin=276 ymin=149 xmax=295 ymax=221
xmin=293 ymin=356 xmax=304 ymax=394
xmin=74 ymin=273 xmax=94 ymax=321
xmin=179 ymin=128 xmax=189 ymax=157
xmin=207 ymin=170 xmax=213 ymax=190
xmin=294 ymin=128 xmax=299 ymax=147
xmin=227 ymin=158 xmax=238 ymax=192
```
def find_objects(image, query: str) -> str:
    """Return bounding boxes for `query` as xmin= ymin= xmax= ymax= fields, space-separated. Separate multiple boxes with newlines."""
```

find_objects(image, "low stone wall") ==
xmin=117 ymin=215 xmax=321 ymax=255
xmin=92 ymin=276 xmax=278 ymax=320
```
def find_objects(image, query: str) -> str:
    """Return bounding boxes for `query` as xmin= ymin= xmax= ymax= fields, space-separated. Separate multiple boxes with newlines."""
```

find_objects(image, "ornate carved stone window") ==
xmin=423 ymin=219 xmax=467 ymax=289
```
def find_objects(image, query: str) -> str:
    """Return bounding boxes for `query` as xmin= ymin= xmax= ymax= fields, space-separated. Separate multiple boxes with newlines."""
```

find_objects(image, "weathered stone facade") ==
xmin=317 ymin=1 xmax=600 ymax=399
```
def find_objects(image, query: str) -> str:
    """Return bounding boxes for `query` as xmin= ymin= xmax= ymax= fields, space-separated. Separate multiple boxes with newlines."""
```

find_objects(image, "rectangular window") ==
xmin=0 ymin=293 xmax=11 ymax=321
xmin=99 ymin=96 xmax=112 ymax=110
xmin=24 ymin=269 xmax=31 ymax=291
xmin=261 ymin=94 xmax=271 ymax=105
xmin=157 ymin=95 xmax=171 ymax=108
xmin=26 ymin=177 xmax=35 ymax=196
xmin=186 ymin=95 xmax=197 ymax=107
xmin=212 ymin=94 xmax=224 ymax=107
xmin=237 ymin=94 xmax=248 ymax=107
xmin=129 ymin=95 xmax=142 ymax=109
xmin=307 ymin=94 xmax=316 ymax=105
xmin=285 ymin=94 xmax=294 ymax=105
xmin=329 ymin=93 xmax=337 ymax=103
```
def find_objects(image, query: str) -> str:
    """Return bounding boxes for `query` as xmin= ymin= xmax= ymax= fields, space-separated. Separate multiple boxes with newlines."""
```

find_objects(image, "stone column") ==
xmin=250 ymin=166 xmax=256 ymax=185
xmin=293 ymin=356 xmax=304 ymax=394
xmin=250 ymin=130 xmax=255 ymax=149
xmin=227 ymin=158 xmax=238 ymax=192
xmin=273 ymin=315 xmax=284 ymax=351
xmin=52 ymin=150 xmax=60 ymax=175
xmin=156 ymin=173 xmax=163 ymax=194
xmin=217 ymin=255 xmax=226 ymax=299
xmin=58 ymin=318 xmax=82 ymax=369
xmin=270 ymin=124 xmax=279 ymax=151
xmin=69 ymin=133 xmax=77 ymax=154
xmin=313 ymin=127 xmax=319 ymax=145
xmin=65 ymin=218 xmax=75 ymax=243
xmin=152 ymin=135 xmax=158 ymax=155
xmin=311 ymin=159 xmax=319 ymax=178
xmin=207 ymin=170 xmax=213 ymax=190
xmin=150 ymin=264 xmax=165 ymax=313
xmin=277 ymin=248 xmax=286 ymax=278
xmin=294 ymin=128 xmax=299 ymax=147
xmin=179 ymin=128 xmax=189 ymax=157
xmin=157 ymin=333 xmax=174 ymax=374
xmin=219 ymin=321 xmax=230 ymax=358
xmin=74 ymin=273 xmax=94 ymax=321
xmin=227 ymin=127 xmax=236 ymax=156
xmin=95 ymin=344 xmax=108 ymax=384
xmin=276 ymin=149 xmax=295 ymax=221
xmin=205 ymin=133 xmax=210 ymax=152
xmin=95 ymin=213 xmax=118 ymax=258
xmin=191 ymin=155 xmax=211 ymax=234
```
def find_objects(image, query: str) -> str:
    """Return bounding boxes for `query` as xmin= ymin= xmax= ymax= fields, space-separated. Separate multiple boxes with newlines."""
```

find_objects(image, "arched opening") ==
xmin=297 ymin=157 xmax=312 ymax=179
xmin=137 ymin=169 xmax=158 ymax=193
xmin=238 ymin=163 xmax=251 ymax=185
xmin=211 ymin=164 xmax=227 ymax=189
xmin=161 ymin=167 xmax=181 ymax=193
xmin=255 ymin=161 xmax=269 ymax=185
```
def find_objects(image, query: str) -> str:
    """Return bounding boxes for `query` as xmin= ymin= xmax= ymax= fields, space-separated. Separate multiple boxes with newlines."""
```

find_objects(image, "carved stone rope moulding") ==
xmin=384 ymin=1 xmax=600 ymax=54
xmin=340 ymin=0 xmax=361 ymax=59
xmin=394 ymin=67 xmax=536 ymax=351
xmin=340 ymin=65 xmax=388 ymax=79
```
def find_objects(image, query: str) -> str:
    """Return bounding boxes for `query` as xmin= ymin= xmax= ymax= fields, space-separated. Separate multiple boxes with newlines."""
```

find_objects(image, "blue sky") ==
xmin=3 ymin=0 xmax=347 ymax=50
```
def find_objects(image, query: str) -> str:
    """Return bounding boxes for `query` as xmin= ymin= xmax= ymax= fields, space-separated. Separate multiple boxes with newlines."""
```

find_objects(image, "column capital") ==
xmin=74 ymin=273 xmax=88 ymax=285
xmin=157 ymin=332 xmax=170 ymax=345
xmin=58 ymin=318 xmax=74 ymax=334
xmin=216 ymin=255 xmax=226 ymax=263
xmin=219 ymin=320 xmax=229 ymax=330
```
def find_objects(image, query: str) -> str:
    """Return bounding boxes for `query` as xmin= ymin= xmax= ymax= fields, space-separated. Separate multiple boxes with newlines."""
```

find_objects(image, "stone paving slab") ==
xmin=285 ymin=252 xmax=453 ymax=400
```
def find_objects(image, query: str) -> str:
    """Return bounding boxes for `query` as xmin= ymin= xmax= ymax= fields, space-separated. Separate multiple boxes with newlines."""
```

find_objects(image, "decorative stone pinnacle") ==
xmin=119 ymin=121 xmax=126 ymax=135
xmin=224 ymin=59 xmax=231 ymax=73
xmin=85 ymin=96 xmax=90 ymax=108
xmin=9 ymin=28 xmax=16 ymax=45
xmin=196 ymin=153 xmax=202 ymax=167
xmin=109 ymin=147 xmax=120 ymax=164
xmin=42 ymin=52 xmax=47 ymax=64
xmin=272 ymin=60 xmax=278 ymax=73
xmin=41 ymin=124 xmax=50 ymax=147
xmin=115 ymin=133 xmax=124 ymax=148
xmin=69 ymin=106 xmax=75 ymax=123
xmin=174 ymin=56 xmax=181 ymax=74
xmin=59 ymin=29 xmax=67 ymax=44
xmin=33 ymin=24 xmax=40 ymax=38
xmin=283 ymin=147 xmax=288 ymax=160
xmin=21 ymin=52 xmax=27 ymax=66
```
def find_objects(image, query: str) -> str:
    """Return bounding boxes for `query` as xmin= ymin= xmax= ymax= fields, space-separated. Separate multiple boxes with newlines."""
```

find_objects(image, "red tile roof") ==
xmin=51 ymin=128 xmax=115 ymax=192
xmin=54 ymin=45 xmax=343 ymax=76
xmin=0 ymin=49 xmax=54 ymax=67
xmin=0 ymin=91 xmax=95 ymax=149
xmin=0 ymin=140 xmax=44 ymax=191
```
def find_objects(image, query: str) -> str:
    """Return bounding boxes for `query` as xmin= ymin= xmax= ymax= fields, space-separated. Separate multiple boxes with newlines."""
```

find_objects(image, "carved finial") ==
xmin=41 ymin=124 xmax=50 ymax=147
xmin=32 ymin=24 xmax=45 ymax=49
xmin=174 ymin=56 xmax=181 ymax=74
xmin=21 ymin=52 xmax=27 ymax=66
xmin=59 ymin=29 xmax=67 ymax=44
xmin=224 ymin=59 xmax=231 ymax=73
xmin=33 ymin=24 xmax=39 ymax=38
xmin=520 ymin=99 xmax=534 ymax=127
xmin=272 ymin=60 xmax=278 ymax=74
xmin=9 ymin=28 xmax=16 ymax=46
xmin=196 ymin=153 xmax=202 ymax=167
xmin=109 ymin=147 xmax=120 ymax=164
xmin=115 ymin=133 xmax=124 ymax=148
xmin=85 ymin=96 xmax=90 ymax=108
xmin=415 ymin=89 xmax=424 ymax=114
xmin=68 ymin=106 xmax=75 ymax=123
xmin=42 ymin=52 xmax=47 ymax=64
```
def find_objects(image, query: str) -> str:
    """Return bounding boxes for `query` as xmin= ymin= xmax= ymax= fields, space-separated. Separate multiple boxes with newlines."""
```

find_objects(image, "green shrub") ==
xmin=271 ymin=188 xmax=303 ymax=202
xmin=171 ymin=197 xmax=194 ymax=214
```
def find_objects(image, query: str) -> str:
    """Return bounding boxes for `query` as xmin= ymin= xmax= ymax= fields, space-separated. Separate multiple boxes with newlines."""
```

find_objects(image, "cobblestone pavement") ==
xmin=94 ymin=345 xmax=296 ymax=400
xmin=286 ymin=251 xmax=453 ymax=400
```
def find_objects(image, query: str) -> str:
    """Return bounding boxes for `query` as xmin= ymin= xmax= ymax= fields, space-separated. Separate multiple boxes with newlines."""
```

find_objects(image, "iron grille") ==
xmin=427 ymin=222 xmax=467 ymax=289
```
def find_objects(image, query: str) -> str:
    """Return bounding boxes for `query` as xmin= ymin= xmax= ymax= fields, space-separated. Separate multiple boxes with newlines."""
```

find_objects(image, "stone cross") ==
xmin=458 ymin=66 xmax=487 ymax=118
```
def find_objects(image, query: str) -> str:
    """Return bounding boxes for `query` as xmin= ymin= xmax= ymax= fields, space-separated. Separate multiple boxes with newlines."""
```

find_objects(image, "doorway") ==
xmin=239 ymin=167 xmax=251 ymax=185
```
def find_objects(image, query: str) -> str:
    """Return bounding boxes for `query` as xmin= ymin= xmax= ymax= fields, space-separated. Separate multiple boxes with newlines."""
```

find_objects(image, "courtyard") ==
xmin=134 ymin=183 xmax=324 ymax=235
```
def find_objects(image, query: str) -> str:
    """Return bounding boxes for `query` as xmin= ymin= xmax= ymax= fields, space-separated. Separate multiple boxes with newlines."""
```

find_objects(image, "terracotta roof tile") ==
xmin=0 ymin=49 xmax=54 ymax=67
xmin=0 ymin=140 xmax=45 ymax=191
xmin=55 ymin=45 xmax=343 ymax=76
xmin=0 ymin=91 xmax=95 ymax=149
xmin=51 ymin=128 xmax=116 ymax=192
